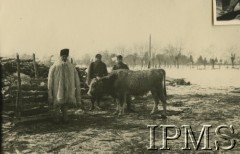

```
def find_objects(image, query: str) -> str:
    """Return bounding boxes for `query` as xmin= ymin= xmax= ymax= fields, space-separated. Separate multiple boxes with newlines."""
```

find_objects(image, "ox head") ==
xmin=87 ymin=77 xmax=104 ymax=96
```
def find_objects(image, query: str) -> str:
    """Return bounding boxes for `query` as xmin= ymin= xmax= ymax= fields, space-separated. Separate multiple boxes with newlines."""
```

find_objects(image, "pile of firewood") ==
xmin=2 ymin=57 xmax=89 ymax=111
xmin=1 ymin=58 xmax=49 ymax=79
xmin=166 ymin=78 xmax=191 ymax=86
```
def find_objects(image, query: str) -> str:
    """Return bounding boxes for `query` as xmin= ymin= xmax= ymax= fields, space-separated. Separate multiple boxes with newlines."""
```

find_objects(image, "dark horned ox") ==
xmin=87 ymin=69 xmax=167 ymax=116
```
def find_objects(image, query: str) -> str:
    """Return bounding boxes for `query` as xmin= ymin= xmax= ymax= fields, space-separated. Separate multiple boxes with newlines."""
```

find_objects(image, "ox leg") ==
xmin=90 ymin=96 xmax=96 ymax=111
xmin=95 ymin=96 xmax=101 ymax=110
xmin=122 ymin=93 xmax=127 ymax=114
xmin=118 ymin=98 xmax=123 ymax=116
xmin=150 ymin=90 xmax=159 ymax=115
xmin=118 ymin=93 xmax=126 ymax=116
xmin=113 ymin=98 xmax=120 ymax=115
xmin=159 ymin=88 xmax=167 ymax=118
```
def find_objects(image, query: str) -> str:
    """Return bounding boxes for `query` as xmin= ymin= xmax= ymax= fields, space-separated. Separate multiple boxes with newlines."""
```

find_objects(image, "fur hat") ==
xmin=95 ymin=54 xmax=102 ymax=58
xmin=60 ymin=48 xmax=69 ymax=56
xmin=117 ymin=55 xmax=123 ymax=60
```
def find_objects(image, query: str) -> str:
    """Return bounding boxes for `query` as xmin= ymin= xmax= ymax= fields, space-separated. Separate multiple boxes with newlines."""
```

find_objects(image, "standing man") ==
xmin=87 ymin=54 xmax=108 ymax=110
xmin=112 ymin=55 xmax=133 ymax=112
xmin=48 ymin=49 xmax=82 ymax=123
xmin=112 ymin=55 xmax=129 ymax=71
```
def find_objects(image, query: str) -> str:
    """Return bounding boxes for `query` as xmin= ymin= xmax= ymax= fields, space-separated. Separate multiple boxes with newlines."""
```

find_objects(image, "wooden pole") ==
xmin=32 ymin=53 xmax=38 ymax=78
xmin=148 ymin=34 xmax=151 ymax=69
xmin=16 ymin=53 xmax=22 ymax=118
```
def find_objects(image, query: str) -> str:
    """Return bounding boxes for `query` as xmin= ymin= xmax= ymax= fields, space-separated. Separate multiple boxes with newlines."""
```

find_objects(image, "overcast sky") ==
xmin=1 ymin=0 xmax=240 ymax=60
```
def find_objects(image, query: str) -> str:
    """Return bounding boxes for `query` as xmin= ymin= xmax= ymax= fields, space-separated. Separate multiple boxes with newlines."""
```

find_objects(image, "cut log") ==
xmin=166 ymin=77 xmax=191 ymax=86
xmin=12 ymin=85 xmax=48 ymax=91
xmin=21 ymin=97 xmax=48 ymax=102
xmin=4 ymin=103 xmax=49 ymax=111
xmin=11 ymin=91 xmax=48 ymax=96
xmin=21 ymin=106 xmax=51 ymax=116
xmin=12 ymin=108 xmax=82 ymax=124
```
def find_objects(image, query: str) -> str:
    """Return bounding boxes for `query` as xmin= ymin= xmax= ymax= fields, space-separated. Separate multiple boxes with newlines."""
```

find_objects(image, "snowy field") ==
xmin=107 ymin=65 xmax=240 ymax=88
xmin=165 ymin=67 xmax=240 ymax=88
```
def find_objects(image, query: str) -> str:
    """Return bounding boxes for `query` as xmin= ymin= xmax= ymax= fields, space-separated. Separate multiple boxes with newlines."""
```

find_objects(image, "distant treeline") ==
xmin=76 ymin=49 xmax=239 ymax=69
xmin=3 ymin=44 xmax=239 ymax=69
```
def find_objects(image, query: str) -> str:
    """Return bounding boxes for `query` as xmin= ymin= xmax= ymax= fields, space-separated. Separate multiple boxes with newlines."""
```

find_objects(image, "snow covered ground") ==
xmin=165 ymin=67 xmax=240 ymax=88
xmin=2 ymin=66 xmax=240 ymax=153
xmin=113 ymin=65 xmax=240 ymax=88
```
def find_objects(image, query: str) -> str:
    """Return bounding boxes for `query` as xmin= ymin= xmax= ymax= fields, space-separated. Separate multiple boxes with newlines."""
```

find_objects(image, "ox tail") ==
xmin=162 ymin=69 xmax=167 ymax=97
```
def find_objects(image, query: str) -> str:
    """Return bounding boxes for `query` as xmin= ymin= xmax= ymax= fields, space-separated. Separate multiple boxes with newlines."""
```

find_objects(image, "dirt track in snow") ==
xmin=2 ymin=83 xmax=240 ymax=153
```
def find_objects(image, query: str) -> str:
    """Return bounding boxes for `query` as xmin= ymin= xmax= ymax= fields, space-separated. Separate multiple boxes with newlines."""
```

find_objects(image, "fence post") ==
xmin=16 ymin=53 xmax=22 ymax=118
xmin=33 ymin=53 xmax=38 ymax=78
xmin=148 ymin=34 xmax=151 ymax=69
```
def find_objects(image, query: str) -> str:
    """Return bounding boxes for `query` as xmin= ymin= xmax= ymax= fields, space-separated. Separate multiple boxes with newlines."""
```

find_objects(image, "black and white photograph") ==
xmin=1 ymin=0 xmax=240 ymax=153
xmin=214 ymin=0 xmax=240 ymax=25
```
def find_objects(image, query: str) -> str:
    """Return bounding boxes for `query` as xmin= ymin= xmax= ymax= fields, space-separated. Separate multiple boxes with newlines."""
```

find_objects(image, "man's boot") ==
xmin=53 ymin=106 xmax=61 ymax=124
xmin=61 ymin=105 xmax=69 ymax=123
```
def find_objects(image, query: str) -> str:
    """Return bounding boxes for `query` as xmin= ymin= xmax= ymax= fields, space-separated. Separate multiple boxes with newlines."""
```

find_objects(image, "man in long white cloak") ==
xmin=48 ymin=49 xmax=81 ymax=122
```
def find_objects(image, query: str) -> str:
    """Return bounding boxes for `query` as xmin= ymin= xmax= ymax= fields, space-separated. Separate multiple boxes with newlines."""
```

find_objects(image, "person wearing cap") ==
xmin=48 ymin=48 xmax=82 ymax=123
xmin=112 ymin=55 xmax=129 ymax=71
xmin=87 ymin=54 xmax=108 ymax=85
xmin=87 ymin=53 xmax=108 ymax=110
xmin=112 ymin=55 xmax=133 ymax=112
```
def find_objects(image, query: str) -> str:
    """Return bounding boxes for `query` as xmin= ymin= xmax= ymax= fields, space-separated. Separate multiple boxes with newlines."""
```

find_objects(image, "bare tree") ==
xmin=196 ymin=55 xmax=203 ymax=69
xmin=204 ymin=45 xmax=217 ymax=69
xmin=151 ymin=44 xmax=162 ymax=68
xmin=231 ymin=53 xmax=236 ymax=68
xmin=189 ymin=55 xmax=194 ymax=69
xmin=227 ymin=46 xmax=238 ymax=68
xmin=175 ymin=52 xmax=181 ymax=69
xmin=164 ymin=43 xmax=183 ymax=69
xmin=155 ymin=54 xmax=164 ymax=68
xmin=133 ymin=52 xmax=138 ymax=69
xmin=215 ymin=57 xmax=218 ymax=69
xmin=133 ymin=44 xmax=148 ymax=69
xmin=164 ymin=44 xmax=174 ymax=68
xmin=203 ymin=57 xmax=207 ymax=69
xmin=210 ymin=59 xmax=214 ymax=69
xmin=210 ymin=58 xmax=218 ymax=69
xmin=151 ymin=52 xmax=156 ymax=68
xmin=114 ymin=45 xmax=127 ymax=57
xmin=138 ymin=51 xmax=146 ymax=69
xmin=219 ymin=59 xmax=222 ymax=69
